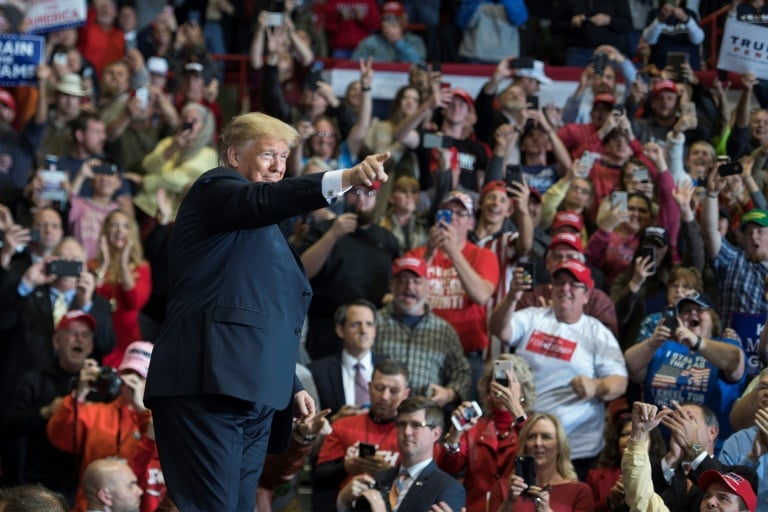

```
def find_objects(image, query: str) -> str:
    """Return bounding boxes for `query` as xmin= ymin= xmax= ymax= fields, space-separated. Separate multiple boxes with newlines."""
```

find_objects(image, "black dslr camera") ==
xmin=94 ymin=367 xmax=123 ymax=399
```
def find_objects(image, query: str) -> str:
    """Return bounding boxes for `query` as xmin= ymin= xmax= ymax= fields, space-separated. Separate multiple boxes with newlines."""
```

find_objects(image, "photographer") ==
xmin=641 ymin=0 xmax=704 ymax=71
xmin=46 ymin=341 xmax=153 ymax=512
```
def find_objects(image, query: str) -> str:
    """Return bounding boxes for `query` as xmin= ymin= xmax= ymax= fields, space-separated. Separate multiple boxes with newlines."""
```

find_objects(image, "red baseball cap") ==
xmin=452 ymin=88 xmax=475 ymax=110
xmin=382 ymin=1 xmax=406 ymax=17
xmin=56 ymin=310 xmax=96 ymax=332
xmin=594 ymin=93 xmax=616 ymax=106
xmin=440 ymin=190 xmax=474 ymax=213
xmin=480 ymin=180 xmax=507 ymax=199
xmin=698 ymin=470 xmax=757 ymax=512
xmin=548 ymin=232 xmax=583 ymax=252
xmin=553 ymin=259 xmax=593 ymax=289
xmin=552 ymin=211 xmax=584 ymax=232
xmin=652 ymin=79 xmax=678 ymax=97
xmin=392 ymin=256 xmax=427 ymax=278
xmin=119 ymin=341 xmax=154 ymax=378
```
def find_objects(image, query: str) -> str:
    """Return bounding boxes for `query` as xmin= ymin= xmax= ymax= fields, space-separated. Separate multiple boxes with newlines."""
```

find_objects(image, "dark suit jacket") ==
xmin=0 ymin=282 xmax=115 ymax=414
xmin=144 ymin=167 xmax=330 ymax=448
xmin=374 ymin=460 xmax=465 ymax=512
xmin=308 ymin=352 xmax=381 ymax=415
xmin=653 ymin=454 xmax=726 ymax=512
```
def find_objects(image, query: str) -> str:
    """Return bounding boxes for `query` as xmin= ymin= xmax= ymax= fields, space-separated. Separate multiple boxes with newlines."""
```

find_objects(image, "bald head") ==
xmin=83 ymin=458 xmax=142 ymax=512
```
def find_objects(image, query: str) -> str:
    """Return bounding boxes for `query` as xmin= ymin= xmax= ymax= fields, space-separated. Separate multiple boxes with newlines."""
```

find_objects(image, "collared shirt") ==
xmin=375 ymin=303 xmax=470 ymax=400
xmin=16 ymin=282 xmax=93 ymax=313
xmin=341 ymin=350 xmax=373 ymax=407
xmin=394 ymin=458 xmax=434 ymax=510
xmin=713 ymin=237 xmax=768 ymax=332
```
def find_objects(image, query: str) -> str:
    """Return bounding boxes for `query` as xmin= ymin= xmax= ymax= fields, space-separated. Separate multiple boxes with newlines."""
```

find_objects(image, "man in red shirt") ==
xmin=406 ymin=191 xmax=499 ymax=399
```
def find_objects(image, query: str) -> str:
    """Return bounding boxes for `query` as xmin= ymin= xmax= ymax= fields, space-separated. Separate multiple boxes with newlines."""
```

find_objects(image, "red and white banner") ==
xmin=25 ymin=0 xmax=86 ymax=35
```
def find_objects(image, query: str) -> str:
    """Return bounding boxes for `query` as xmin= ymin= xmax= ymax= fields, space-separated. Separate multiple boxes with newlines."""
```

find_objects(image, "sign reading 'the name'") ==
xmin=0 ymin=35 xmax=45 ymax=86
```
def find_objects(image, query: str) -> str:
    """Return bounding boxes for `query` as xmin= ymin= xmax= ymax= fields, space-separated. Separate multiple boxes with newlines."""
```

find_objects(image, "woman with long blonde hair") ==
xmin=90 ymin=209 xmax=152 ymax=367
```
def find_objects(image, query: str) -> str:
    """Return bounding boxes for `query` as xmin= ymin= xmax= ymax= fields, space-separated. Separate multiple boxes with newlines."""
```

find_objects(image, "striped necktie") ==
xmin=388 ymin=470 xmax=409 ymax=510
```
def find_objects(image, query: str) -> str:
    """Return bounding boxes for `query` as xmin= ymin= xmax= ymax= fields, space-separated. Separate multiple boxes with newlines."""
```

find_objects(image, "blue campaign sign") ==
xmin=730 ymin=311 xmax=766 ymax=378
xmin=0 ymin=34 xmax=45 ymax=86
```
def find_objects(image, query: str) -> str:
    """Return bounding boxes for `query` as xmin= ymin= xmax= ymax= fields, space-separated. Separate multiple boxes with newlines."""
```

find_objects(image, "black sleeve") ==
xmin=262 ymin=64 xmax=291 ymax=123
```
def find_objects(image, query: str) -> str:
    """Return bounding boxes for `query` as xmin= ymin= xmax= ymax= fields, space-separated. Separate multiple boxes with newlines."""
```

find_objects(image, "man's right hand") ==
xmin=76 ymin=359 xmax=100 ymax=401
xmin=330 ymin=213 xmax=358 ymax=239
xmin=341 ymin=153 xmax=390 ymax=189
xmin=330 ymin=404 xmax=366 ymax=423
xmin=21 ymin=259 xmax=56 ymax=289
xmin=631 ymin=402 xmax=670 ymax=441
xmin=337 ymin=474 xmax=377 ymax=507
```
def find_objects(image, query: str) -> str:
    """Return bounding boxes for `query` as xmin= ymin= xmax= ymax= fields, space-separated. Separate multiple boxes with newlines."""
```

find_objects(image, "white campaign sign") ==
xmin=25 ymin=0 xmax=86 ymax=35
xmin=718 ymin=18 xmax=768 ymax=80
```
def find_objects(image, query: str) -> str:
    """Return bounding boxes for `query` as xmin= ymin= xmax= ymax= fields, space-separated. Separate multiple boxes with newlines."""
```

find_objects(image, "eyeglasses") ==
xmin=394 ymin=421 xmax=435 ymax=431
xmin=444 ymin=209 xmax=472 ymax=218
xmin=258 ymin=151 xmax=289 ymax=163
xmin=352 ymin=188 xmax=376 ymax=197
xmin=552 ymin=280 xmax=587 ymax=290
xmin=314 ymin=131 xmax=335 ymax=139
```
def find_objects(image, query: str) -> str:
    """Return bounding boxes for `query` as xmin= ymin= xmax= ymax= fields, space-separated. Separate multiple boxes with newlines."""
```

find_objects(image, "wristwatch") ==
xmin=687 ymin=442 xmax=704 ymax=460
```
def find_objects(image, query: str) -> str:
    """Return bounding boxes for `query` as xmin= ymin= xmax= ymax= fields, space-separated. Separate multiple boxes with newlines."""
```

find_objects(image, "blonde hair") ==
xmin=218 ymin=112 xmax=299 ymax=165
xmin=95 ymin=210 xmax=144 ymax=282
xmin=517 ymin=413 xmax=578 ymax=482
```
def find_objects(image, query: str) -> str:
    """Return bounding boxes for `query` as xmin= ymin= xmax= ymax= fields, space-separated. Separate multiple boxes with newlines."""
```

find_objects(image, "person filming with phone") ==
xmin=490 ymin=412 xmax=595 ymax=511
xmin=436 ymin=354 xmax=535 ymax=512
xmin=490 ymin=260 xmax=627 ymax=479
xmin=625 ymin=295 xmax=747 ymax=444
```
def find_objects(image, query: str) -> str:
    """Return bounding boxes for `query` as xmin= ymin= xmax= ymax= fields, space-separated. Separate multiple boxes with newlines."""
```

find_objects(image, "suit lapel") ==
xmin=397 ymin=461 xmax=435 ymax=511
xmin=332 ymin=355 xmax=346 ymax=408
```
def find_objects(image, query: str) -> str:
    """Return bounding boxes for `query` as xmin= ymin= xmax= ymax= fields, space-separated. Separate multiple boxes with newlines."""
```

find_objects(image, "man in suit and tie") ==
xmin=308 ymin=299 xmax=380 ymax=422
xmin=337 ymin=395 xmax=465 ymax=511
xmin=144 ymin=111 xmax=391 ymax=512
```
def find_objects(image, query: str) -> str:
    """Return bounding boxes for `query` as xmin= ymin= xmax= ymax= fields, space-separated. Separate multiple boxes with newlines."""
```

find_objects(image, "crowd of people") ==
xmin=1 ymin=0 xmax=768 ymax=511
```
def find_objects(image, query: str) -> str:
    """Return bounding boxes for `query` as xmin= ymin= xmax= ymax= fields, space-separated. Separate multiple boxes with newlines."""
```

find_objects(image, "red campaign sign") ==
xmin=526 ymin=330 xmax=577 ymax=362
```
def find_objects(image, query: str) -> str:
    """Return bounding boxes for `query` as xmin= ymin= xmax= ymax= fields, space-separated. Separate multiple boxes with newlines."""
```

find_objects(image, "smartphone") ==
xmin=265 ymin=11 xmax=284 ymax=26
xmin=515 ymin=455 xmax=536 ymax=487
xmin=593 ymin=52 xmax=608 ymax=77
xmin=358 ymin=442 xmax=376 ymax=458
xmin=93 ymin=163 xmax=118 ymax=175
xmin=422 ymin=132 xmax=453 ymax=149
xmin=53 ymin=52 xmax=68 ymax=66
xmin=666 ymin=52 xmax=688 ymax=77
xmin=435 ymin=209 xmax=453 ymax=227
xmin=611 ymin=191 xmax=628 ymax=211
xmin=134 ymin=87 xmax=149 ymax=110
xmin=494 ymin=360 xmax=515 ymax=387
xmin=639 ymin=246 xmax=656 ymax=274
xmin=718 ymin=161 xmax=743 ymax=176
xmin=306 ymin=62 xmax=323 ymax=91
xmin=39 ymin=169 xmax=68 ymax=202
xmin=662 ymin=304 xmax=679 ymax=331
xmin=526 ymin=95 xmax=539 ymax=110
xmin=509 ymin=56 xmax=534 ymax=69
xmin=519 ymin=262 xmax=535 ymax=291
xmin=612 ymin=105 xmax=624 ymax=118
xmin=46 ymin=260 xmax=83 ymax=277
xmin=30 ymin=229 xmax=41 ymax=244
xmin=506 ymin=164 xmax=525 ymax=189
xmin=680 ymin=102 xmax=696 ymax=117
xmin=633 ymin=167 xmax=650 ymax=183
xmin=450 ymin=401 xmax=483 ymax=431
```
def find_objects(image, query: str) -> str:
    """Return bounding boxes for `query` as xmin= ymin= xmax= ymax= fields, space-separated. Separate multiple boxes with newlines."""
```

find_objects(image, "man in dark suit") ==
xmin=336 ymin=396 xmax=465 ymax=511
xmin=308 ymin=299 xmax=381 ymax=421
xmin=144 ymin=111 xmax=390 ymax=512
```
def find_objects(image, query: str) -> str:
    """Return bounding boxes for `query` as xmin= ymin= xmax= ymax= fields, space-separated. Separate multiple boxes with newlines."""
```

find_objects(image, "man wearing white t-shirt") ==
xmin=490 ymin=259 xmax=628 ymax=480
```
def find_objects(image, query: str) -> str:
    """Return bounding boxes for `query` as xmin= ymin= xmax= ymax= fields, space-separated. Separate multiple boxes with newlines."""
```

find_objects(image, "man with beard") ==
xmin=374 ymin=256 xmax=471 ymax=406
xmin=56 ymin=112 xmax=131 ymax=203
xmin=490 ymin=259 xmax=627 ymax=478
xmin=37 ymin=73 xmax=88 ymax=164
xmin=300 ymin=181 xmax=400 ymax=359
xmin=314 ymin=359 xmax=410 ymax=509
xmin=631 ymin=79 xmax=705 ymax=148
xmin=703 ymin=166 xmax=768 ymax=378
